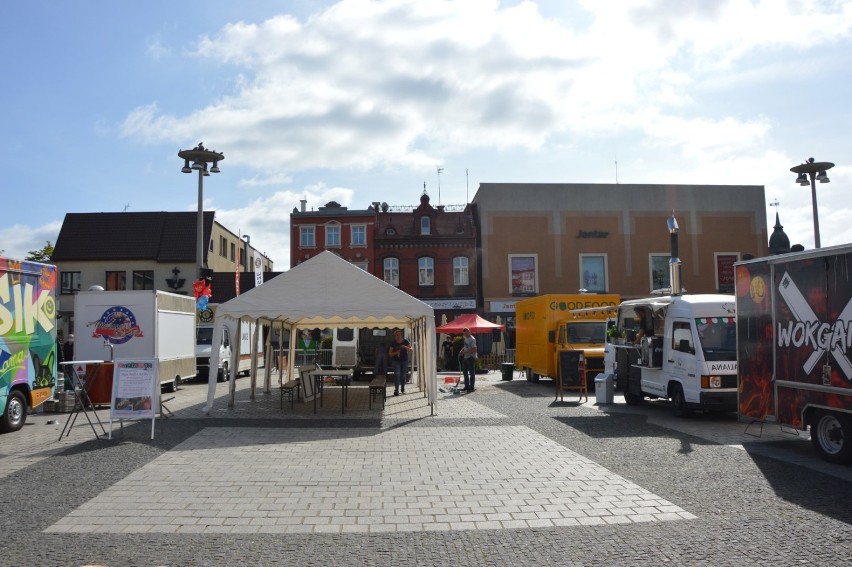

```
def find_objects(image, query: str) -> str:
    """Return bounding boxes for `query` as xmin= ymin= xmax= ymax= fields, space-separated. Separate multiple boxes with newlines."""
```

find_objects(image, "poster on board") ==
xmin=109 ymin=359 xmax=159 ymax=439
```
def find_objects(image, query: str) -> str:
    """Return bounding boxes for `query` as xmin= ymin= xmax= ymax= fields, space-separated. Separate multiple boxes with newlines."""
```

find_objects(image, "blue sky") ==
xmin=2 ymin=0 xmax=851 ymax=268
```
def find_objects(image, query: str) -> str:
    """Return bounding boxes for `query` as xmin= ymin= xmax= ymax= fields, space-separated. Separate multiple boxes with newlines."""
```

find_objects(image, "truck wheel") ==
xmin=671 ymin=384 xmax=692 ymax=418
xmin=524 ymin=368 xmax=540 ymax=382
xmin=1 ymin=390 xmax=27 ymax=433
xmin=164 ymin=376 xmax=178 ymax=393
xmin=217 ymin=362 xmax=230 ymax=383
xmin=810 ymin=411 xmax=852 ymax=464
xmin=624 ymin=392 xmax=643 ymax=406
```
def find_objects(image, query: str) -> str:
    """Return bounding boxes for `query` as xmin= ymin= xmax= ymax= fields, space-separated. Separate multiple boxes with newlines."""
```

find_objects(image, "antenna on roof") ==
xmin=123 ymin=203 xmax=130 ymax=212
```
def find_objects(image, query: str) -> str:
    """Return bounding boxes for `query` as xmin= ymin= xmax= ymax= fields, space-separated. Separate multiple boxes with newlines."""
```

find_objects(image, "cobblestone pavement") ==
xmin=2 ymin=370 xmax=851 ymax=566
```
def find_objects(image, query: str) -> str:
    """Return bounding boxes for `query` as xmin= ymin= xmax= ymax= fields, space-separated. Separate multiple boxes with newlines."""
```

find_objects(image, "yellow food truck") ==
xmin=515 ymin=293 xmax=619 ymax=389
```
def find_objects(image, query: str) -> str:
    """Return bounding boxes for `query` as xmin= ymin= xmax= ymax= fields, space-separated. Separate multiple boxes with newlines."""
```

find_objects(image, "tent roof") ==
xmin=214 ymin=251 xmax=434 ymax=328
xmin=436 ymin=313 xmax=505 ymax=334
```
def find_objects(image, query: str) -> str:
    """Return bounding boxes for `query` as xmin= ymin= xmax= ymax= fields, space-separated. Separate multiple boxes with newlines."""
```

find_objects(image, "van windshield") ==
xmin=565 ymin=322 xmax=606 ymax=344
xmin=696 ymin=318 xmax=736 ymax=361
xmin=196 ymin=327 xmax=213 ymax=345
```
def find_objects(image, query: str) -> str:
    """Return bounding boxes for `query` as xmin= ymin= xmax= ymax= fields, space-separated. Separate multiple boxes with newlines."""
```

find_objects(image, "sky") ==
xmin=2 ymin=0 xmax=852 ymax=268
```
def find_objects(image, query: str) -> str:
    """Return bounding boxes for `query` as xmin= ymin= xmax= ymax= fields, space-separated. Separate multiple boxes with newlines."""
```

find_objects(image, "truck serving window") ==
xmin=672 ymin=322 xmax=694 ymax=354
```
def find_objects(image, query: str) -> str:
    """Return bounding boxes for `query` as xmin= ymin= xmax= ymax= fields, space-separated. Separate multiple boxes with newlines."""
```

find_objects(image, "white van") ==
xmin=604 ymin=294 xmax=737 ymax=416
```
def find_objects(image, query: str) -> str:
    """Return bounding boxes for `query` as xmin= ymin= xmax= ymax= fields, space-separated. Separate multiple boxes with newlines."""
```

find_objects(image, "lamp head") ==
xmin=181 ymin=159 xmax=192 ymax=173
xmin=796 ymin=172 xmax=809 ymax=186
xmin=210 ymin=161 xmax=220 ymax=173
xmin=817 ymin=170 xmax=830 ymax=183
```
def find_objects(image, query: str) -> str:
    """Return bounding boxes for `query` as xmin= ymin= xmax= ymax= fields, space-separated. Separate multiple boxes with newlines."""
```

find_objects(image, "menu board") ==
xmin=109 ymin=359 xmax=160 ymax=440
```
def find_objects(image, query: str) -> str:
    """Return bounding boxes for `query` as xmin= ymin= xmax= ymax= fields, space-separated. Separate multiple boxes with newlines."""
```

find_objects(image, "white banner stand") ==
xmin=109 ymin=359 xmax=159 ymax=440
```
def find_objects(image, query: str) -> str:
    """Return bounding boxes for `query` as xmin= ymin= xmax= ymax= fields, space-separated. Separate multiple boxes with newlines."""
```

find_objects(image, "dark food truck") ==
xmin=736 ymin=244 xmax=852 ymax=464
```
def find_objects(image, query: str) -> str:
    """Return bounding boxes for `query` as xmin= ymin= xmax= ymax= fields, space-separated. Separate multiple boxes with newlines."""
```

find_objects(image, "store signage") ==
xmin=421 ymin=298 xmax=476 ymax=310
xmin=576 ymin=230 xmax=609 ymax=238
xmin=489 ymin=300 xmax=518 ymax=313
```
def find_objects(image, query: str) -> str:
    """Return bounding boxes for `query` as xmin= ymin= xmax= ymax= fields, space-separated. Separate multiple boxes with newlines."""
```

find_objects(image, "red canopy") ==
xmin=436 ymin=313 xmax=505 ymax=334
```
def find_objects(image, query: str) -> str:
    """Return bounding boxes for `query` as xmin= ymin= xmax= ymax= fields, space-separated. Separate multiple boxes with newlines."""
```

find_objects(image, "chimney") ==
xmin=300 ymin=199 xmax=307 ymax=213
xmin=667 ymin=212 xmax=682 ymax=296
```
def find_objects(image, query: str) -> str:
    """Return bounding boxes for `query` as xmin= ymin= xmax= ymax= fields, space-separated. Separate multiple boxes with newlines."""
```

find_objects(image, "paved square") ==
xmin=46 ymin=425 xmax=694 ymax=534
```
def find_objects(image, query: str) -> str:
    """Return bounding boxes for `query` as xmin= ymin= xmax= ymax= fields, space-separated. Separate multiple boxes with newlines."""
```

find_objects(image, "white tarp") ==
xmin=204 ymin=251 xmax=437 ymax=414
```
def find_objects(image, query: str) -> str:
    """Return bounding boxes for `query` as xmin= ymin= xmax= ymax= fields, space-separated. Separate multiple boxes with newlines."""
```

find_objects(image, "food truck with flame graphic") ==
xmin=1 ymin=257 xmax=57 ymax=433
xmin=736 ymin=244 xmax=852 ymax=464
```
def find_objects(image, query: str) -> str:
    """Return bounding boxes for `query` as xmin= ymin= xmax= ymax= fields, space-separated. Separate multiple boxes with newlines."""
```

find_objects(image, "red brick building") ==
xmin=289 ymin=200 xmax=376 ymax=270
xmin=374 ymin=192 xmax=478 ymax=323
xmin=289 ymin=193 xmax=479 ymax=324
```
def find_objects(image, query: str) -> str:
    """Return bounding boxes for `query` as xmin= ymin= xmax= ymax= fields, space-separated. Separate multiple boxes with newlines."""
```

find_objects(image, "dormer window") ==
xmin=420 ymin=216 xmax=431 ymax=235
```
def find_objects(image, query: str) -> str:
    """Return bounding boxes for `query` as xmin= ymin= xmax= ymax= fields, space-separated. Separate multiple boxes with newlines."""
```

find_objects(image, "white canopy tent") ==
xmin=203 ymin=251 xmax=438 ymax=415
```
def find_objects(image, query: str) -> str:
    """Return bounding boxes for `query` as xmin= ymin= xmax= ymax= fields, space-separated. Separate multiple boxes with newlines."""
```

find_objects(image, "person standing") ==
xmin=63 ymin=334 xmax=75 ymax=362
xmin=388 ymin=329 xmax=412 ymax=396
xmin=461 ymin=327 xmax=478 ymax=392
xmin=441 ymin=336 xmax=454 ymax=371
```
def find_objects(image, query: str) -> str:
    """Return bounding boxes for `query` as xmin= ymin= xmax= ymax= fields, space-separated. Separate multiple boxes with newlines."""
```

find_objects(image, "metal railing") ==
xmin=280 ymin=348 xmax=516 ymax=371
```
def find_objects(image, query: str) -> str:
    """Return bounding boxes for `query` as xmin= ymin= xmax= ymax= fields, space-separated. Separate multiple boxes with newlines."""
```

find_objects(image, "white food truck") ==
xmin=74 ymin=290 xmax=196 ymax=392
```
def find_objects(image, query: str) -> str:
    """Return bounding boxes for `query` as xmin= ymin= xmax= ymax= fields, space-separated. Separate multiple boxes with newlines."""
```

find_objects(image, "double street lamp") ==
xmin=790 ymin=157 xmax=833 ymax=249
xmin=178 ymin=143 xmax=224 ymax=279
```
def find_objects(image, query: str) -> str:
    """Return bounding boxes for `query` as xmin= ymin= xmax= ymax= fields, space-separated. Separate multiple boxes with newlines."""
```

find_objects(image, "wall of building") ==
xmin=474 ymin=183 xmax=768 ymax=314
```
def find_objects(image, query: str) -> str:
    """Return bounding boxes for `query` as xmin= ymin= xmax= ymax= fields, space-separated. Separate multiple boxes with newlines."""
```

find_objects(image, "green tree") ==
xmin=25 ymin=241 xmax=54 ymax=262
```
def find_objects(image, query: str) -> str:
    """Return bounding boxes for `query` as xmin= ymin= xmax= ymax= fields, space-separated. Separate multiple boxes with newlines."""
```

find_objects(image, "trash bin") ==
xmin=594 ymin=373 xmax=614 ymax=404
xmin=501 ymin=362 xmax=515 ymax=381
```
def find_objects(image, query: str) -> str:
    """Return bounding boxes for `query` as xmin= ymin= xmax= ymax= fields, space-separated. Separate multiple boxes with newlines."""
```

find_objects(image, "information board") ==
xmin=556 ymin=350 xmax=588 ymax=402
xmin=109 ymin=359 xmax=160 ymax=439
xmin=558 ymin=351 xmax=583 ymax=388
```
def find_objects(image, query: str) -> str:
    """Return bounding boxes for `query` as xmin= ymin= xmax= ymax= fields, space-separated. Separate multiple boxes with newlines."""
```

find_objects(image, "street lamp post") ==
xmin=242 ymin=234 xmax=250 ymax=271
xmin=178 ymin=143 xmax=224 ymax=279
xmin=790 ymin=157 xmax=833 ymax=249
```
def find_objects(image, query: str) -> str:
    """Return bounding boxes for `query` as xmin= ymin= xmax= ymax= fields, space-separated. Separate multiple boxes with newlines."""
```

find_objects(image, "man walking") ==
xmin=461 ymin=327 xmax=478 ymax=392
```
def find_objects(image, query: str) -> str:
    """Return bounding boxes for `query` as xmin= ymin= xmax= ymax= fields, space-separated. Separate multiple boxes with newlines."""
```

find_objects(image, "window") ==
xmin=60 ymin=271 xmax=81 ymax=295
xmin=509 ymin=254 xmax=538 ymax=295
xmin=230 ymin=242 xmax=236 ymax=262
xmin=453 ymin=256 xmax=469 ymax=286
xmin=219 ymin=236 xmax=227 ymax=257
xmin=353 ymin=261 xmax=369 ymax=271
xmin=351 ymin=224 xmax=366 ymax=246
xmin=326 ymin=224 xmax=341 ymax=247
xmin=579 ymin=254 xmax=608 ymax=292
xmin=418 ymin=257 xmax=434 ymax=286
xmin=300 ymin=226 xmax=315 ymax=247
xmin=132 ymin=270 xmax=154 ymax=290
xmin=715 ymin=253 xmax=739 ymax=293
xmin=384 ymin=257 xmax=399 ymax=287
xmin=105 ymin=271 xmax=126 ymax=291
xmin=650 ymin=254 xmax=670 ymax=292
xmin=420 ymin=216 xmax=431 ymax=235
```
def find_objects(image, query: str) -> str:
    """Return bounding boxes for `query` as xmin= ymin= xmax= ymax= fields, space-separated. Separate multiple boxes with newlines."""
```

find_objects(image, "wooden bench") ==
xmin=280 ymin=379 xmax=300 ymax=409
xmin=369 ymin=376 xmax=387 ymax=409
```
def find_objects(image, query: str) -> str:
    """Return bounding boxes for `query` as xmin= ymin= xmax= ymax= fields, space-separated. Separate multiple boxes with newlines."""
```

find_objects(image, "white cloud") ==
xmin=0 ymin=222 xmax=63 ymax=261
xmin=209 ymin=184 xmax=356 ymax=267
xmin=112 ymin=0 xmax=852 ymax=263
